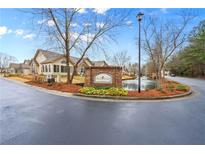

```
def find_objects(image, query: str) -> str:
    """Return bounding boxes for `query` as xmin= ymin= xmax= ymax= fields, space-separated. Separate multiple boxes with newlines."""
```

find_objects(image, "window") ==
xmin=80 ymin=67 xmax=85 ymax=75
xmin=54 ymin=65 xmax=59 ymax=72
xmin=61 ymin=60 xmax=66 ymax=64
xmin=48 ymin=65 xmax=51 ymax=72
xmin=45 ymin=65 xmax=48 ymax=72
xmin=61 ymin=66 xmax=68 ymax=73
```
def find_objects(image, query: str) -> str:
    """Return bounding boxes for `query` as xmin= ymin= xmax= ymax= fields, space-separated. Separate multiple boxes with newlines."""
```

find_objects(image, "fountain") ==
xmin=122 ymin=76 xmax=156 ymax=91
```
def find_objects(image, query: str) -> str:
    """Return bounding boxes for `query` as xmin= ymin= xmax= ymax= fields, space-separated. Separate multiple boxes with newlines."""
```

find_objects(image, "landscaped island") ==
xmin=78 ymin=80 xmax=190 ymax=98
xmin=5 ymin=75 xmax=191 ymax=100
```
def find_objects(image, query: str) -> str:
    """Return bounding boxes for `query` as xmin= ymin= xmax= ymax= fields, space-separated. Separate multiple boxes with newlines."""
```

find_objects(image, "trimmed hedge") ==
xmin=79 ymin=87 xmax=128 ymax=96
xmin=176 ymin=84 xmax=188 ymax=91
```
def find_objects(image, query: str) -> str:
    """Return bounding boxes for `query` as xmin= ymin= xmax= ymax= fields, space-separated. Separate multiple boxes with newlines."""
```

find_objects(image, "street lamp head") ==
xmin=137 ymin=12 xmax=144 ymax=21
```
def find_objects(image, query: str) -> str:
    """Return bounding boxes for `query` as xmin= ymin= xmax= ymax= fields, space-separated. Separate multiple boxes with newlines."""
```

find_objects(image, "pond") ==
xmin=122 ymin=77 xmax=156 ymax=91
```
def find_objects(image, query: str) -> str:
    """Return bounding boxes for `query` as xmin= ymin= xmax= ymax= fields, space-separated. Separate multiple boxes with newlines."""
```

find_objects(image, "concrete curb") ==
xmin=74 ymin=90 xmax=192 ymax=100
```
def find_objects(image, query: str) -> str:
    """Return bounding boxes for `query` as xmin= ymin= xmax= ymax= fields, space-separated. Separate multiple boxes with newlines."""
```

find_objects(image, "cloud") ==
xmin=8 ymin=29 xmax=12 ymax=33
xmin=78 ymin=9 xmax=87 ymax=14
xmin=83 ymin=23 xmax=92 ymax=27
xmin=126 ymin=20 xmax=133 ymax=26
xmin=93 ymin=8 xmax=110 ymax=14
xmin=23 ymin=34 xmax=36 ymax=40
xmin=15 ymin=29 xmax=24 ymax=35
xmin=71 ymin=23 xmax=78 ymax=27
xmin=71 ymin=32 xmax=95 ymax=42
xmin=160 ymin=8 xmax=168 ymax=14
xmin=0 ymin=26 xmax=8 ymax=36
xmin=96 ymin=22 xmax=105 ymax=28
xmin=47 ymin=20 xmax=55 ymax=27
xmin=0 ymin=26 xmax=13 ymax=39
xmin=80 ymin=33 xmax=95 ymax=42
xmin=38 ymin=19 xmax=55 ymax=27
xmin=37 ymin=19 xmax=46 ymax=24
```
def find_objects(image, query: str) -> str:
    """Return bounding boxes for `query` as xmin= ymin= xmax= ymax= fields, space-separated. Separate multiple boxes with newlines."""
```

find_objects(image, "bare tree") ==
xmin=142 ymin=9 xmax=195 ymax=82
xmin=111 ymin=50 xmax=131 ymax=67
xmin=0 ymin=52 xmax=18 ymax=73
xmin=30 ymin=8 xmax=130 ymax=84
xmin=127 ymin=62 xmax=138 ymax=76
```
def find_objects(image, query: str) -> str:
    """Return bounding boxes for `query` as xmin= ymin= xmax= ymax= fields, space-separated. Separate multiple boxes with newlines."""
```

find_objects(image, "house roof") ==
xmin=70 ymin=56 xmax=93 ymax=66
xmin=20 ymin=64 xmax=30 ymax=69
xmin=37 ymin=49 xmax=62 ymax=63
xmin=32 ymin=49 xmax=61 ymax=65
xmin=33 ymin=49 xmax=108 ymax=66
xmin=10 ymin=63 xmax=30 ymax=69
xmin=92 ymin=60 xmax=108 ymax=66
xmin=10 ymin=63 xmax=20 ymax=69
xmin=70 ymin=56 xmax=79 ymax=64
xmin=41 ymin=55 xmax=64 ymax=64
xmin=23 ymin=60 xmax=31 ymax=65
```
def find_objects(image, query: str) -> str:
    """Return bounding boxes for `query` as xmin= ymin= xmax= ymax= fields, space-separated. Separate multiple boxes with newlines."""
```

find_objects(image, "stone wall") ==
xmin=85 ymin=66 xmax=122 ymax=87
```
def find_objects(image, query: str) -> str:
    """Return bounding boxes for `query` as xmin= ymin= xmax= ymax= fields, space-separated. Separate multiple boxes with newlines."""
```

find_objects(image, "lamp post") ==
xmin=137 ymin=12 xmax=144 ymax=93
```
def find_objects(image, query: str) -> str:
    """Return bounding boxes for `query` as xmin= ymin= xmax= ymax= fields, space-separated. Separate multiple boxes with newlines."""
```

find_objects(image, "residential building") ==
xmin=30 ymin=49 xmax=108 ymax=82
xmin=9 ymin=60 xmax=31 ymax=75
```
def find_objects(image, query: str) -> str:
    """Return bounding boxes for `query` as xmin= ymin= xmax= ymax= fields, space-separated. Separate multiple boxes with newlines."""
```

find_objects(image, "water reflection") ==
xmin=123 ymin=77 xmax=156 ymax=91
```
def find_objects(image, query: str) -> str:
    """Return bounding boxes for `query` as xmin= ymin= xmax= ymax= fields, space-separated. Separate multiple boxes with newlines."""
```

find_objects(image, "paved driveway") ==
xmin=0 ymin=77 xmax=205 ymax=144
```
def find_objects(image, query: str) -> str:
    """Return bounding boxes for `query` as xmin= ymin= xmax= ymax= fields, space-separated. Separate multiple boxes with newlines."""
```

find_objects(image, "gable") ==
xmin=36 ymin=51 xmax=47 ymax=64
xmin=84 ymin=59 xmax=93 ymax=66
xmin=49 ymin=57 xmax=74 ymax=66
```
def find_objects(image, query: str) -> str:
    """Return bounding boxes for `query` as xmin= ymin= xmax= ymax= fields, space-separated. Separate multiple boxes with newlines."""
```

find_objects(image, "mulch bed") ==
xmin=26 ymin=80 xmax=190 ymax=98
xmin=26 ymin=81 xmax=81 ymax=93
xmin=128 ymin=80 xmax=190 ymax=97
xmin=128 ymin=89 xmax=186 ymax=97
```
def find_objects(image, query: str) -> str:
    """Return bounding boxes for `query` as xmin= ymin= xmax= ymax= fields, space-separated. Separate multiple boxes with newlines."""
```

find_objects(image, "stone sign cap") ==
xmin=85 ymin=66 xmax=122 ymax=69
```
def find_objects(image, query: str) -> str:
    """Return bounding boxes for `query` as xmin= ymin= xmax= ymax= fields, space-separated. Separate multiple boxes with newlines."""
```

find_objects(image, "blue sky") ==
xmin=0 ymin=8 xmax=205 ymax=64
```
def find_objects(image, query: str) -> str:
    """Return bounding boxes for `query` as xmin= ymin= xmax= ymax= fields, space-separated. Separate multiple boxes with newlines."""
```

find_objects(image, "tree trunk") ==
xmin=65 ymin=8 xmax=71 ymax=85
xmin=70 ymin=65 xmax=77 ymax=84
xmin=66 ymin=51 xmax=71 ymax=84
xmin=160 ymin=65 xmax=165 ymax=82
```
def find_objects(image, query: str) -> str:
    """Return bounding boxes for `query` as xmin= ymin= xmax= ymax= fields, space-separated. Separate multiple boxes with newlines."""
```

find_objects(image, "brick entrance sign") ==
xmin=85 ymin=66 xmax=122 ymax=87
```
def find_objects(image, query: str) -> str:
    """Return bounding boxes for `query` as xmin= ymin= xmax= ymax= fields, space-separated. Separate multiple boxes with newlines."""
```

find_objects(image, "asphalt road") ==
xmin=0 ymin=77 xmax=205 ymax=145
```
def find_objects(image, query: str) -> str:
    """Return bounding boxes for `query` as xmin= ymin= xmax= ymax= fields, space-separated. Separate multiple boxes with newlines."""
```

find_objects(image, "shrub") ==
xmin=157 ymin=85 xmax=162 ymax=91
xmin=176 ymin=85 xmax=188 ymax=91
xmin=47 ymin=78 xmax=55 ymax=86
xmin=32 ymin=75 xmax=45 ymax=84
xmin=156 ymin=85 xmax=165 ymax=93
xmin=167 ymin=80 xmax=178 ymax=84
xmin=95 ymin=87 xmax=111 ymax=90
xmin=107 ymin=88 xmax=128 ymax=96
xmin=168 ymin=84 xmax=174 ymax=92
xmin=79 ymin=87 xmax=128 ymax=96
